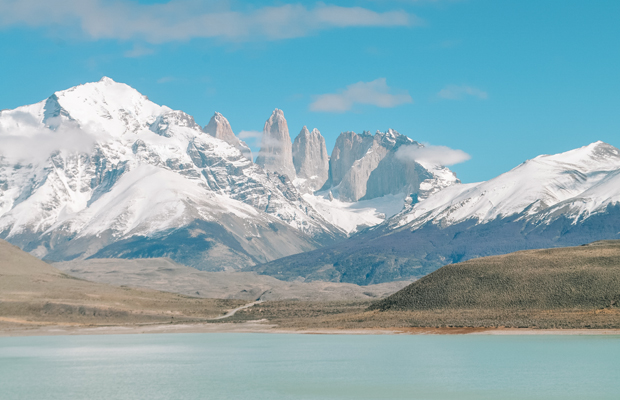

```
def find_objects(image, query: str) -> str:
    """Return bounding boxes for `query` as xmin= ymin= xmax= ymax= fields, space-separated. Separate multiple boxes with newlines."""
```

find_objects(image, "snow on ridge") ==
xmin=391 ymin=141 xmax=620 ymax=229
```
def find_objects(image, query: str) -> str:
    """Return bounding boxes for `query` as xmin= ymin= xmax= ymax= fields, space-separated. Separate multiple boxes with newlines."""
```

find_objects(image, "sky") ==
xmin=0 ymin=0 xmax=619 ymax=183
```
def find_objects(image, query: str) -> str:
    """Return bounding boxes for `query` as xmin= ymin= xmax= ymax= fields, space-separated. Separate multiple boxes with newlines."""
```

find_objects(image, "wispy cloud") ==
xmin=310 ymin=78 xmax=413 ymax=113
xmin=437 ymin=85 xmax=488 ymax=100
xmin=395 ymin=143 xmax=470 ymax=166
xmin=124 ymin=44 xmax=155 ymax=58
xmin=0 ymin=117 xmax=99 ymax=164
xmin=237 ymin=129 xmax=263 ymax=152
xmin=238 ymin=130 xmax=262 ymax=141
xmin=0 ymin=0 xmax=416 ymax=43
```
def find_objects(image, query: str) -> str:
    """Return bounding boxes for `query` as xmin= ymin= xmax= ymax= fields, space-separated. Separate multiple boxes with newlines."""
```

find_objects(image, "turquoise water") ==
xmin=1 ymin=333 xmax=619 ymax=400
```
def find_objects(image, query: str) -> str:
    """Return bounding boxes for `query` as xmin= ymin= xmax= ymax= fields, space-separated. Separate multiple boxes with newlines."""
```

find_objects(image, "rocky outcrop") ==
xmin=324 ymin=131 xmax=374 ymax=190
xmin=292 ymin=126 xmax=329 ymax=193
xmin=255 ymin=109 xmax=296 ymax=180
xmin=204 ymin=112 xmax=252 ymax=160
xmin=324 ymin=129 xmax=431 ymax=202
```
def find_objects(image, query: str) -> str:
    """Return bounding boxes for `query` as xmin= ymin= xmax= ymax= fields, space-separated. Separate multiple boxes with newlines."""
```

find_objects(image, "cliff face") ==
xmin=325 ymin=131 xmax=375 ymax=191
xmin=323 ymin=129 xmax=436 ymax=202
xmin=203 ymin=112 xmax=252 ymax=160
xmin=255 ymin=109 xmax=296 ymax=180
xmin=292 ymin=126 xmax=329 ymax=193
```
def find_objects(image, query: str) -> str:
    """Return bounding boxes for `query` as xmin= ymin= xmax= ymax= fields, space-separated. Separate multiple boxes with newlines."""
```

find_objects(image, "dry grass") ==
xmin=0 ymin=240 xmax=243 ymax=329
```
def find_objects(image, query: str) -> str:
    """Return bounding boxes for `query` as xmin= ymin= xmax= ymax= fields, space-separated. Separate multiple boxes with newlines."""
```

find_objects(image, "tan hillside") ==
xmin=0 ymin=240 xmax=242 ymax=328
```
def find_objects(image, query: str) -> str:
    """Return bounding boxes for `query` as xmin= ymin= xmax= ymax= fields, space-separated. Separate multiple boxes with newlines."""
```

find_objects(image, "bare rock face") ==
xmin=256 ymin=109 xmax=296 ymax=179
xmin=204 ymin=112 xmax=252 ymax=160
xmin=292 ymin=126 xmax=329 ymax=193
xmin=324 ymin=131 xmax=375 ymax=190
xmin=325 ymin=129 xmax=431 ymax=202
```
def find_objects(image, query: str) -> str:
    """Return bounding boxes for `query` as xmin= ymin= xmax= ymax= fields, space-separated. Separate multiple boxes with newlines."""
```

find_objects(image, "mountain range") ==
xmin=250 ymin=141 xmax=620 ymax=284
xmin=1 ymin=78 xmax=619 ymax=283
xmin=0 ymin=78 xmax=452 ymax=270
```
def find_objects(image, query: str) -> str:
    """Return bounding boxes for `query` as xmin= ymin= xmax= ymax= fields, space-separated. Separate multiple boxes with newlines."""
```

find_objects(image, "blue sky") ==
xmin=1 ymin=0 xmax=618 ymax=183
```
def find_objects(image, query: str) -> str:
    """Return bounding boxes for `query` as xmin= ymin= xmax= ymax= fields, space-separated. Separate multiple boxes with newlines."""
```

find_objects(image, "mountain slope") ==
xmin=0 ymin=78 xmax=344 ymax=270
xmin=247 ymin=142 xmax=620 ymax=284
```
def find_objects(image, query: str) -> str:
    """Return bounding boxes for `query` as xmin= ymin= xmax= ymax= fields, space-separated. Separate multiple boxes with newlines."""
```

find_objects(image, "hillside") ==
xmin=0 ymin=240 xmax=242 ymax=329
xmin=370 ymin=240 xmax=620 ymax=311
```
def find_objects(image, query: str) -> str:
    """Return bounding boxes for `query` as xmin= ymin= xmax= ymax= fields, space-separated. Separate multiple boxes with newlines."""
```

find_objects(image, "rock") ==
xmin=256 ymin=109 xmax=296 ymax=179
xmin=204 ymin=112 xmax=252 ymax=160
xmin=292 ymin=126 xmax=329 ymax=192
xmin=324 ymin=131 xmax=374 ymax=190
xmin=324 ymin=129 xmax=428 ymax=202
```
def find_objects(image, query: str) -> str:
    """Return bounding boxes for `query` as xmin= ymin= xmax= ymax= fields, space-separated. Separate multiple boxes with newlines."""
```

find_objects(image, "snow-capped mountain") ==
xmin=390 ymin=141 xmax=620 ymax=229
xmin=250 ymin=109 xmax=461 ymax=234
xmin=0 ymin=77 xmax=344 ymax=270
xmin=247 ymin=141 xmax=620 ymax=285
xmin=0 ymin=77 xmax=464 ymax=271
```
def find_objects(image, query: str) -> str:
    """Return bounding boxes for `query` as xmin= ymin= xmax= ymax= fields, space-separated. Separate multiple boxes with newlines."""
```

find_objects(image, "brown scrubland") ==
xmin=2 ymin=239 xmax=620 ymax=335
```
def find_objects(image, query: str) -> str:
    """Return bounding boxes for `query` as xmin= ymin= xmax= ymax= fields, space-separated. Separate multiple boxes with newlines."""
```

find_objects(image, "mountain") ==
xmin=320 ymin=129 xmax=458 ymax=202
xmin=370 ymin=240 xmax=620 ymax=312
xmin=203 ymin=111 xmax=252 ymax=160
xmin=255 ymin=109 xmax=296 ymax=180
xmin=0 ymin=78 xmax=344 ymax=271
xmin=246 ymin=141 xmax=620 ymax=284
xmin=299 ymin=129 xmax=459 ymax=234
xmin=292 ymin=126 xmax=329 ymax=193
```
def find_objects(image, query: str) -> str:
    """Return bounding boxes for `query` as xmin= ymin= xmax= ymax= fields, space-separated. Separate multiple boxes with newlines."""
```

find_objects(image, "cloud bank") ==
xmin=0 ymin=0 xmax=416 ymax=43
xmin=0 ymin=118 xmax=98 ymax=164
xmin=395 ymin=144 xmax=471 ymax=166
xmin=310 ymin=78 xmax=413 ymax=113
xmin=437 ymin=85 xmax=488 ymax=100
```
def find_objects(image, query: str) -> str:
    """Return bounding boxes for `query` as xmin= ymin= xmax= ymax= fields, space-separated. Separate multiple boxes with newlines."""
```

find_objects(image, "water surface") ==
xmin=1 ymin=333 xmax=618 ymax=399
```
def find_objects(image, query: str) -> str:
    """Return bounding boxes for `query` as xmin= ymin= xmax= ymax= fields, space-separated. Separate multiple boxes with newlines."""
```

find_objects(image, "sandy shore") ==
xmin=2 ymin=321 xmax=620 ymax=337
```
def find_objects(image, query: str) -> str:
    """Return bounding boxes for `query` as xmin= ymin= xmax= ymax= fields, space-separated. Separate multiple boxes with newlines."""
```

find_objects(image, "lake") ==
xmin=1 ymin=333 xmax=618 ymax=399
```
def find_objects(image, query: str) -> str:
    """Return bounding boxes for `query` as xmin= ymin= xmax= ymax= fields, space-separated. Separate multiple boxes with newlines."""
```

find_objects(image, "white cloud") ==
xmin=437 ymin=85 xmax=488 ymax=100
xmin=310 ymin=78 xmax=413 ymax=113
xmin=395 ymin=143 xmax=471 ymax=166
xmin=237 ymin=129 xmax=263 ymax=153
xmin=0 ymin=119 xmax=98 ymax=164
xmin=237 ymin=130 xmax=262 ymax=141
xmin=0 ymin=0 xmax=416 ymax=43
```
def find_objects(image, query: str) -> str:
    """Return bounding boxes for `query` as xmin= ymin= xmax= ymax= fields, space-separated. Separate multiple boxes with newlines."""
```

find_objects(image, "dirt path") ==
xmin=209 ymin=300 xmax=263 ymax=320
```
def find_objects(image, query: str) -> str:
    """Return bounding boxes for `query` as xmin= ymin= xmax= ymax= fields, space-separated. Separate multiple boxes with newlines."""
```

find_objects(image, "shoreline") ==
xmin=2 ymin=321 xmax=620 ymax=337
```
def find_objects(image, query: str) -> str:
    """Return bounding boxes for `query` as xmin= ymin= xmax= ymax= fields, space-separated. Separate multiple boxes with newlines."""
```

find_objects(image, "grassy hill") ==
xmin=370 ymin=240 xmax=620 ymax=312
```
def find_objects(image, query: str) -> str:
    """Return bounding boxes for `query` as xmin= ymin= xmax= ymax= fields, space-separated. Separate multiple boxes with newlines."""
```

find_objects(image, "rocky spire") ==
xmin=292 ymin=126 xmax=329 ymax=192
xmin=204 ymin=112 xmax=252 ymax=160
xmin=324 ymin=130 xmax=425 ymax=201
xmin=324 ymin=131 xmax=374 ymax=190
xmin=255 ymin=109 xmax=296 ymax=179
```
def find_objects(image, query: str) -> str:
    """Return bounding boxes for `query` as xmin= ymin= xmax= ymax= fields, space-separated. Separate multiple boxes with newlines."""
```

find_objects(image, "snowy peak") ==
xmin=256 ymin=108 xmax=296 ymax=179
xmin=44 ymin=77 xmax=168 ymax=137
xmin=204 ymin=112 xmax=252 ymax=160
xmin=0 ymin=79 xmax=348 ymax=270
xmin=534 ymin=141 xmax=620 ymax=171
xmin=392 ymin=141 xmax=620 ymax=229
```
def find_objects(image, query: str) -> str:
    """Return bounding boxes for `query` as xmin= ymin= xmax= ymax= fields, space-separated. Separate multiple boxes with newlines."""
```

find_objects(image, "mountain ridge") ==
xmin=0 ymin=77 xmax=457 ymax=271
